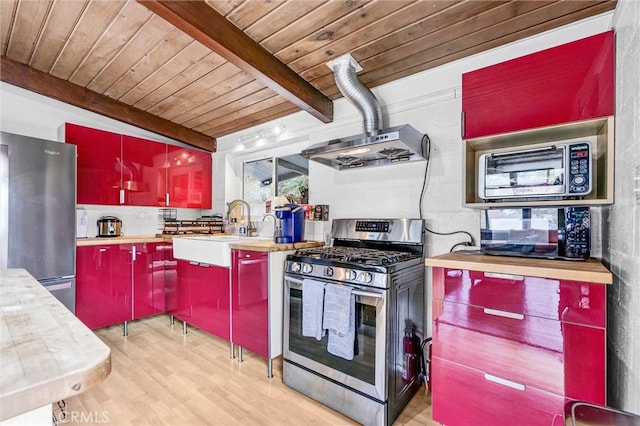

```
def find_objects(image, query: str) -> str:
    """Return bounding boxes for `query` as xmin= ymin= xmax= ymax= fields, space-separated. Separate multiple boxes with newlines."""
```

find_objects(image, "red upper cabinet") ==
xmin=66 ymin=123 xmax=212 ymax=208
xmin=462 ymin=31 xmax=614 ymax=139
xmin=65 ymin=123 xmax=121 ymax=205
xmin=166 ymin=145 xmax=212 ymax=209
xmin=121 ymin=135 xmax=167 ymax=207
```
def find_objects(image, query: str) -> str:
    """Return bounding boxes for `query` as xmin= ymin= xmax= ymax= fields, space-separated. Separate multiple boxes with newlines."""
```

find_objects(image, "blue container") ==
xmin=274 ymin=204 xmax=305 ymax=243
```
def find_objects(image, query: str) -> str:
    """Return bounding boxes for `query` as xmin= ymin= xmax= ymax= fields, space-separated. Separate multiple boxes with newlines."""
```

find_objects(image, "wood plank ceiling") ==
xmin=0 ymin=0 xmax=616 ymax=151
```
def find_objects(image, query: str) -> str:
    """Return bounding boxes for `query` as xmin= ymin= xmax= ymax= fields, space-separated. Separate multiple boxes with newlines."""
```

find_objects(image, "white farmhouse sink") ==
xmin=172 ymin=235 xmax=272 ymax=267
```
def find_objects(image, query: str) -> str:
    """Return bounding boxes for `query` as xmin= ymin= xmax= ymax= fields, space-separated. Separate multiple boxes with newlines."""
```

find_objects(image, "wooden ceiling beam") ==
xmin=137 ymin=0 xmax=333 ymax=124
xmin=0 ymin=56 xmax=217 ymax=152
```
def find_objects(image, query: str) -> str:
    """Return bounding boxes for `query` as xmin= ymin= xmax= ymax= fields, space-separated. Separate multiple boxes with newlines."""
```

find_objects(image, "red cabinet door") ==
xmin=76 ymin=245 xmax=132 ymax=329
xmin=122 ymin=136 xmax=167 ymax=206
xmin=65 ymin=123 xmax=121 ymax=205
xmin=133 ymin=243 xmax=166 ymax=320
xmin=190 ymin=263 xmax=230 ymax=340
xmin=231 ymin=249 xmax=269 ymax=358
xmin=166 ymin=145 xmax=212 ymax=209
xmin=462 ymin=31 xmax=614 ymax=139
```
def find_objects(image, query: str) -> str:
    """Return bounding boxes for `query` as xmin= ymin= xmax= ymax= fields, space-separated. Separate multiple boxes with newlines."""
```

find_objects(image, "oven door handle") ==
xmin=286 ymin=276 xmax=384 ymax=299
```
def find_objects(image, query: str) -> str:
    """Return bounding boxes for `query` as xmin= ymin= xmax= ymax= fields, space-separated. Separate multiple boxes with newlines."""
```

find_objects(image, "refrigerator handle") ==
xmin=0 ymin=144 xmax=8 ymax=269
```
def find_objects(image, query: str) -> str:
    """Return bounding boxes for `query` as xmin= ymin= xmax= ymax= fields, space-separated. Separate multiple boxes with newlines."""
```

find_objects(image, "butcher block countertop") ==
xmin=77 ymin=235 xmax=324 ymax=252
xmin=425 ymin=252 xmax=612 ymax=284
xmin=0 ymin=269 xmax=111 ymax=421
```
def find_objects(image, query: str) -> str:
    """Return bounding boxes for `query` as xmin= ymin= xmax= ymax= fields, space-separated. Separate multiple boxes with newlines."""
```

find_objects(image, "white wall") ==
xmin=606 ymin=0 xmax=640 ymax=414
xmin=0 ymin=83 xmax=208 ymax=236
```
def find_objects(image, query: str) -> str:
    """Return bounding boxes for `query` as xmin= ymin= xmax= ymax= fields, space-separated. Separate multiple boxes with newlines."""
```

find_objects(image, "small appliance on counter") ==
xmin=481 ymin=206 xmax=590 ymax=260
xmin=97 ymin=215 xmax=122 ymax=237
xmin=274 ymin=204 xmax=305 ymax=243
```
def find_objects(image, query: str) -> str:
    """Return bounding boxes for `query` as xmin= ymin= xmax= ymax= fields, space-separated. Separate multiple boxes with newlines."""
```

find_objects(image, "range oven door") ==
xmin=283 ymin=275 xmax=387 ymax=401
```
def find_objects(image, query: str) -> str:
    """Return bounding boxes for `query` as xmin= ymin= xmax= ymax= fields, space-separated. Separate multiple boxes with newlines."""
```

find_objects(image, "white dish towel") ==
xmin=302 ymin=279 xmax=326 ymax=340
xmin=323 ymin=283 xmax=355 ymax=360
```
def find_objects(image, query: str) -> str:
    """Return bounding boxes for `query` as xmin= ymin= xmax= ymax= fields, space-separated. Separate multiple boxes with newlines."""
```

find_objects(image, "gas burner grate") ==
xmin=293 ymin=246 xmax=419 ymax=266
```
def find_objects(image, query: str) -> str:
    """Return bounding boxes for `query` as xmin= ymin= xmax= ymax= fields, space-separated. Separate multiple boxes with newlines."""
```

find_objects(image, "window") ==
xmin=242 ymin=154 xmax=309 ymax=214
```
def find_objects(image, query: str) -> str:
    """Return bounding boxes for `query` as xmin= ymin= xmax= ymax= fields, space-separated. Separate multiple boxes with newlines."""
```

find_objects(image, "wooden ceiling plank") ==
xmin=182 ymin=83 xmax=274 ymax=128
xmin=223 ymin=0 xmax=286 ymax=30
xmin=300 ymin=0 xmax=508 ymax=83
xmin=86 ymin=14 xmax=175 ymax=93
xmin=171 ymin=78 xmax=264 ymax=126
xmin=133 ymin=51 xmax=225 ymax=111
xmin=259 ymin=0 xmax=370 ymax=53
xmin=245 ymin=0 xmax=327 ymax=43
xmin=69 ymin=1 xmax=154 ymax=87
xmin=0 ymin=0 xmax=18 ymax=56
xmin=0 ymin=56 xmax=217 ymax=151
xmin=337 ymin=1 xmax=616 ymax=93
xmin=28 ymin=0 xmax=88 ymax=73
xmin=291 ymin=0 xmax=458 ymax=77
xmin=119 ymin=41 xmax=211 ymax=105
xmin=49 ymin=0 xmax=127 ymax=81
xmin=197 ymin=94 xmax=291 ymax=134
xmin=5 ymin=0 xmax=51 ymax=64
xmin=202 ymin=99 xmax=297 ymax=137
xmin=204 ymin=0 xmax=245 ymax=17
xmin=105 ymin=27 xmax=195 ymax=99
xmin=149 ymin=62 xmax=251 ymax=118
xmin=275 ymin=0 xmax=415 ymax=65
xmin=137 ymin=0 xmax=332 ymax=123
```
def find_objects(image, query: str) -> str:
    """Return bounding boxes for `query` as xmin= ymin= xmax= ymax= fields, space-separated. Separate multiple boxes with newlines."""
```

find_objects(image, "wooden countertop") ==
xmin=0 ymin=269 xmax=111 ymax=420
xmin=229 ymin=240 xmax=324 ymax=252
xmin=425 ymin=252 xmax=612 ymax=284
xmin=77 ymin=235 xmax=325 ymax=252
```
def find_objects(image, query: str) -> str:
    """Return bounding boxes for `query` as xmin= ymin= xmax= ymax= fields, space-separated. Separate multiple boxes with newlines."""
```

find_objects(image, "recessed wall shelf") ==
xmin=463 ymin=116 xmax=614 ymax=208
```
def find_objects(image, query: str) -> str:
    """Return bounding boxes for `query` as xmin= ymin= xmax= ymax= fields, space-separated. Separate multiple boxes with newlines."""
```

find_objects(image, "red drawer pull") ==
xmin=484 ymin=373 xmax=526 ymax=391
xmin=483 ymin=307 xmax=524 ymax=320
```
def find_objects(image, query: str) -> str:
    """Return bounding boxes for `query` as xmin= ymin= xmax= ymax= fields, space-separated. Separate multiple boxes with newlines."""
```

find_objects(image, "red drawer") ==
xmin=435 ymin=268 xmax=605 ymax=327
xmin=433 ymin=301 xmax=606 ymax=403
xmin=432 ymin=357 xmax=566 ymax=426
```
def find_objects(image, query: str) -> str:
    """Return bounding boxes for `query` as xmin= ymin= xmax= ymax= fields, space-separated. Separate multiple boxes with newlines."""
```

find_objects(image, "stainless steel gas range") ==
xmin=283 ymin=218 xmax=425 ymax=426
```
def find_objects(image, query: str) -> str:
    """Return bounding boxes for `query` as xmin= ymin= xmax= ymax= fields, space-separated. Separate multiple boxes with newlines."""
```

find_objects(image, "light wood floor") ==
xmin=65 ymin=314 xmax=438 ymax=425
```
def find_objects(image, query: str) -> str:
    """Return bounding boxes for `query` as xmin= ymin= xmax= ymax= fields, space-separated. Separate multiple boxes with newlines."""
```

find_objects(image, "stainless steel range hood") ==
xmin=302 ymin=54 xmax=425 ymax=170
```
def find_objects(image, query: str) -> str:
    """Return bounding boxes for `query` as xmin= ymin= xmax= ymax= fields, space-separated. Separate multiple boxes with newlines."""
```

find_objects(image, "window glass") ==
xmin=276 ymin=154 xmax=309 ymax=204
xmin=243 ymin=158 xmax=273 ymax=214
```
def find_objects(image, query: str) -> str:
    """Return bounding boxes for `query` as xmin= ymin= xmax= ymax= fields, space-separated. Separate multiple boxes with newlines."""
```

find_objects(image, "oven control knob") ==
xmin=359 ymin=272 xmax=373 ymax=284
xmin=302 ymin=263 xmax=313 ymax=274
xmin=346 ymin=270 xmax=357 ymax=281
xmin=290 ymin=262 xmax=301 ymax=272
xmin=324 ymin=267 xmax=334 ymax=277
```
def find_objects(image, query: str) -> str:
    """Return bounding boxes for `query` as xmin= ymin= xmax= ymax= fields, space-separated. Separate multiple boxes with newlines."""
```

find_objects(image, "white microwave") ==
xmin=478 ymin=141 xmax=592 ymax=200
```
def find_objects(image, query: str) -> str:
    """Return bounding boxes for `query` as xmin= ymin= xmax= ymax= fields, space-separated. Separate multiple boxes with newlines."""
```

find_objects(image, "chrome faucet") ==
xmin=226 ymin=199 xmax=256 ymax=237
xmin=263 ymin=213 xmax=280 ymax=240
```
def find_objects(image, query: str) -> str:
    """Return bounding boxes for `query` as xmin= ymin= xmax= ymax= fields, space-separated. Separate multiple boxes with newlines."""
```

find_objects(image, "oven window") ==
xmin=485 ymin=148 xmax=565 ymax=189
xmin=288 ymin=288 xmax=376 ymax=385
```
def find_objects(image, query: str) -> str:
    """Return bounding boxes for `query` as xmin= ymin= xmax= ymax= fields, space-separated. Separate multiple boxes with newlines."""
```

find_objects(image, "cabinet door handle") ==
xmin=460 ymin=111 xmax=465 ymax=138
xmin=120 ymin=189 xmax=125 ymax=204
xmin=484 ymin=373 xmax=525 ymax=391
xmin=483 ymin=308 xmax=524 ymax=320
xmin=165 ymin=192 xmax=169 ymax=206
xmin=483 ymin=272 xmax=524 ymax=281
xmin=132 ymin=245 xmax=136 ymax=261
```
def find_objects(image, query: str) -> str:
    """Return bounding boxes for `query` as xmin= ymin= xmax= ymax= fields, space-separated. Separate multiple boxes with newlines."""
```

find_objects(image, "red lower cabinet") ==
xmin=231 ymin=249 xmax=269 ymax=358
xmin=76 ymin=245 xmax=131 ymax=329
xmin=430 ymin=266 xmax=607 ymax=425
xmin=173 ymin=260 xmax=230 ymax=340
xmin=76 ymin=242 xmax=166 ymax=329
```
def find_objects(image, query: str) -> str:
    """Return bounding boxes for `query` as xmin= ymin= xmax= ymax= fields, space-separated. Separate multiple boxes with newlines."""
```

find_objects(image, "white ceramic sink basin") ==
xmin=172 ymin=235 xmax=272 ymax=267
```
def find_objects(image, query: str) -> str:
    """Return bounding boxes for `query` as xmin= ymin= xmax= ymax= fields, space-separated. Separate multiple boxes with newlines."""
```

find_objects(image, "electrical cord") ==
xmin=418 ymin=133 xmax=475 ymax=251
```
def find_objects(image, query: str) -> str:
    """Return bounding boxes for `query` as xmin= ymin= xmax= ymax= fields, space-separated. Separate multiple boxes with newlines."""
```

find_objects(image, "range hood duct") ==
xmin=302 ymin=54 xmax=425 ymax=170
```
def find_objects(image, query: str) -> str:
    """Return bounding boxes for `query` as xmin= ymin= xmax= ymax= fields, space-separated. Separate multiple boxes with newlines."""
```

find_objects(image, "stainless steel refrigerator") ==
xmin=1 ymin=131 xmax=77 ymax=313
